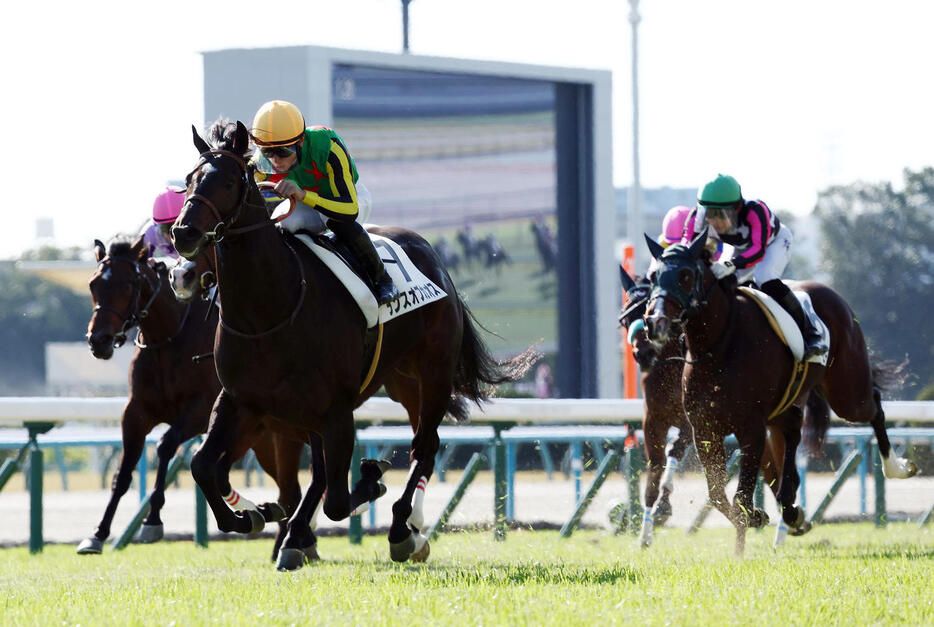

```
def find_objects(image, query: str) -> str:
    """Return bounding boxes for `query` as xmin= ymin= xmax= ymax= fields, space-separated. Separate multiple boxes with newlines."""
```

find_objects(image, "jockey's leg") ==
xmin=762 ymin=279 xmax=826 ymax=360
xmin=330 ymin=219 xmax=399 ymax=305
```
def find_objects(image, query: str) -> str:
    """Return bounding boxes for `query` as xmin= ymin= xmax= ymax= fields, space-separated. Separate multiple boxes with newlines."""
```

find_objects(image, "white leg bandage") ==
xmin=659 ymin=456 xmax=680 ymax=493
xmin=224 ymin=489 xmax=257 ymax=512
xmin=639 ymin=506 xmax=654 ymax=547
xmin=407 ymin=475 xmax=428 ymax=530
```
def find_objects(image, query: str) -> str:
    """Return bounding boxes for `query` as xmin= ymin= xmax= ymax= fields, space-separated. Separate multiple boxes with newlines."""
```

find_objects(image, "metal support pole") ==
xmin=29 ymin=441 xmax=43 ymax=553
xmin=194 ymin=486 xmax=208 ymax=548
xmin=137 ymin=445 xmax=148 ymax=502
xmin=627 ymin=0 xmax=644 ymax=272
xmin=0 ymin=442 xmax=30 ymax=493
xmin=426 ymin=452 xmax=486 ymax=541
xmin=806 ymin=449 xmax=862 ymax=525
xmin=560 ymin=450 xmax=620 ymax=538
xmin=349 ymin=442 xmax=363 ymax=544
xmin=872 ymin=442 xmax=886 ymax=528
xmin=493 ymin=428 xmax=507 ymax=541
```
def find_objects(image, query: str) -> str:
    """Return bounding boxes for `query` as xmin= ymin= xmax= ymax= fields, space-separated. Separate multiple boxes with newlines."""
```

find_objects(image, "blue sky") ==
xmin=2 ymin=0 xmax=932 ymax=259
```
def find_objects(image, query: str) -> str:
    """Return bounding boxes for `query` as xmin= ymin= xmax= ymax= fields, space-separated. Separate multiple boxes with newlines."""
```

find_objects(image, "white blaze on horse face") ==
xmin=169 ymin=259 xmax=197 ymax=300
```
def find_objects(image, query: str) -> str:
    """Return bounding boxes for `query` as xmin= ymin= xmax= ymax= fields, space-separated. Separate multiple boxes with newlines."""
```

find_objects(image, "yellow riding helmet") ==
xmin=250 ymin=100 xmax=306 ymax=147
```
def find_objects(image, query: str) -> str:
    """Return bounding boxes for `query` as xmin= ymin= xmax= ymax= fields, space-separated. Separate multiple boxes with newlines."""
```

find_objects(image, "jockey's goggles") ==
xmin=259 ymin=144 xmax=299 ymax=159
xmin=702 ymin=205 xmax=733 ymax=219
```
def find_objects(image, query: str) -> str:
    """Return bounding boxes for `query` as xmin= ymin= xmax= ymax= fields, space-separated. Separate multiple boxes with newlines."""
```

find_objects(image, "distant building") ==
xmin=615 ymin=186 xmax=696 ymax=240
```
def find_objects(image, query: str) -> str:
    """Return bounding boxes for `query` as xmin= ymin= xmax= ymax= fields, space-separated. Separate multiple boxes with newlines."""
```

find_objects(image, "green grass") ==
xmin=2 ymin=524 xmax=932 ymax=626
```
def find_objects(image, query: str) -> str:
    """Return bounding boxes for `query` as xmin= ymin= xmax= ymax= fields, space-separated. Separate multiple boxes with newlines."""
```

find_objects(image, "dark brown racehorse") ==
xmin=81 ymin=236 xmax=307 ymax=560
xmin=644 ymin=232 xmax=917 ymax=554
xmin=171 ymin=120 xmax=536 ymax=571
xmin=618 ymin=268 xmax=693 ymax=547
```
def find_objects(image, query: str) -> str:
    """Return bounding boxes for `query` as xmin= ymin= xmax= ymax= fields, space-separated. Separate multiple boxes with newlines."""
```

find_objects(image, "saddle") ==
xmin=291 ymin=230 xmax=447 ymax=329
xmin=739 ymin=285 xmax=830 ymax=420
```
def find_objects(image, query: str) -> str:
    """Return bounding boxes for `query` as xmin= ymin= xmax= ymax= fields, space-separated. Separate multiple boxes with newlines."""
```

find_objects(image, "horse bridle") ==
xmin=91 ymin=256 xmax=162 ymax=348
xmin=185 ymin=147 xmax=308 ymax=339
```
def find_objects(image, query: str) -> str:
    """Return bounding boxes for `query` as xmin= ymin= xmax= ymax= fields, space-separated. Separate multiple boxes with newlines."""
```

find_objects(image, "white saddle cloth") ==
xmin=294 ymin=232 xmax=447 ymax=328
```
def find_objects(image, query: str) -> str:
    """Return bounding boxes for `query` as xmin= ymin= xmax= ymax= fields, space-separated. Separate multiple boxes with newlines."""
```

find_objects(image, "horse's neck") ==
xmin=215 ymin=208 xmax=307 ymax=331
xmin=137 ymin=270 xmax=183 ymax=340
xmin=684 ymin=281 xmax=733 ymax=357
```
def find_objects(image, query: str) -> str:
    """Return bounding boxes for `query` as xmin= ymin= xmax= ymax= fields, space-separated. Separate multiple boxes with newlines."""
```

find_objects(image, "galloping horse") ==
xmin=171 ymin=120 xmax=536 ymax=571
xmin=81 ymin=236 xmax=307 ymax=560
xmin=618 ymin=268 xmax=692 ymax=547
xmin=644 ymin=232 xmax=917 ymax=554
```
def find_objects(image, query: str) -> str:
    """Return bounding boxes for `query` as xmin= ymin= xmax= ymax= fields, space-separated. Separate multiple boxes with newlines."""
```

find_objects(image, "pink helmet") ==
xmin=152 ymin=185 xmax=186 ymax=224
xmin=661 ymin=205 xmax=693 ymax=245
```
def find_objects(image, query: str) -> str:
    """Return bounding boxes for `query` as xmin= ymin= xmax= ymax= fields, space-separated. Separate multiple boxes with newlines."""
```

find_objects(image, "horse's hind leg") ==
xmin=77 ymin=404 xmax=147 ymax=554
xmin=386 ymin=376 xmax=445 ymax=563
xmin=137 ymin=424 xmax=186 ymax=543
xmin=769 ymin=407 xmax=812 ymax=537
xmin=870 ymin=387 xmax=918 ymax=478
xmin=253 ymin=434 xmax=306 ymax=562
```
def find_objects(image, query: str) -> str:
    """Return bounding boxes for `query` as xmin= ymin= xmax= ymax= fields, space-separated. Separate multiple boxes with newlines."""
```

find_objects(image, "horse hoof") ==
xmin=241 ymin=509 xmax=266 ymax=534
xmin=389 ymin=533 xmax=416 ymax=562
xmin=276 ymin=548 xmax=305 ymax=572
xmin=410 ymin=533 xmax=430 ymax=563
xmin=651 ymin=501 xmax=672 ymax=526
xmin=361 ymin=458 xmax=392 ymax=481
xmin=789 ymin=520 xmax=812 ymax=537
xmin=749 ymin=509 xmax=769 ymax=529
xmin=137 ymin=524 xmax=164 ymax=543
xmin=303 ymin=542 xmax=321 ymax=562
xmin=258 ymin=502 xmax=288 ymax=523
xmin=76 ymin=537 xmax=104 ymax=554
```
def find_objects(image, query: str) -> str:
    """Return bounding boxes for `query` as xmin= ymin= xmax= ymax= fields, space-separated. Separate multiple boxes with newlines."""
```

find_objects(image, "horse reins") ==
xmin=186 ymin=148 xmax=308 ymax=339
xmin=92 ymin=256 xmax=162 ymax=348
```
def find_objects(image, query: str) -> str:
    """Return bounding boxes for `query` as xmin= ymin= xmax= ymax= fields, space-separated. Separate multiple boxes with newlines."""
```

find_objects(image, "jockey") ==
xmin=683 ymin=174 xmax=826 ymax=360
xmin=248 ymin=100 xmax=398 ymax=305
xmin=646 ymin=205 xmax=721 ymax=278
xmin=142 ymin=185 xmax=185 ymax=259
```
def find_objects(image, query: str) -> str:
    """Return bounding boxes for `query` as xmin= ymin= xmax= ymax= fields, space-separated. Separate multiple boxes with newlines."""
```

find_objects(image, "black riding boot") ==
xmin=335 ymin=221 xmax=399 ymax=306
xmin=761 ymin=279 xmax=826 ymax=360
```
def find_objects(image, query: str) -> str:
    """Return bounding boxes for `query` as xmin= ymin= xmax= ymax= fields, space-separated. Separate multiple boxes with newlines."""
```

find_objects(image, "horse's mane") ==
xmin=206 ymin=117 xmax=251 ymax=160
xmin=107 ymin=237 xmax=137 ymax=258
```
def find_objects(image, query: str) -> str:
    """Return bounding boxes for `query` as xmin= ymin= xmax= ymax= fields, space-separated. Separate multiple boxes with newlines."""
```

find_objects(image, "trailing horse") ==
xmin=643 ymin=232 xmax=917 ymax=555
xmin=618 ymin=268 xmax=693 ymax=547
xmin=171 ymin=119 xmax=537 ymax=571
xmin=81 ymin=236 xmax=307 ymax=560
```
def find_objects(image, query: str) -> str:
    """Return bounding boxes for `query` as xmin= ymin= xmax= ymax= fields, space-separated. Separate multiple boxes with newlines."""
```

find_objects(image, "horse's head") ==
xmin=618 ymin=267 xmax=658 ymax=369
xmin=171 ymin=120 xmax=257 ymax=259
xmin=169 ymin=248 xmax=217 ymax=302
xmin=644 ymin=231 xmax=711 ymax=345
xmin=86 ymin=236 xmax=159 ymax=359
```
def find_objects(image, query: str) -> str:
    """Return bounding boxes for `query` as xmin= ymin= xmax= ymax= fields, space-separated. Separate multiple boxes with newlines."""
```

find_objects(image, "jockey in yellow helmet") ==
xmin=249 ymin=100 xmax=398 ymax=305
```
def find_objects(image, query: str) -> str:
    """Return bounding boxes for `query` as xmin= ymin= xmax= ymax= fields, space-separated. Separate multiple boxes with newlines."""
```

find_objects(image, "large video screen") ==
xmin=332 ymin=65 xmax=559 ymax=393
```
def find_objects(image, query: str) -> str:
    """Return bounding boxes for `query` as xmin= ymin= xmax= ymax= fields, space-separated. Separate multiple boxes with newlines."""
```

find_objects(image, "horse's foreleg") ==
xmin=138 ymin=424 xmax=185 ymax=543
xmin=640 ymin=416 xmax=668 ymax=547
xmin=189 ymin=393 xmax=264 ymax=535
xmin=694 ymin=433 xmax=734 ymax=525
xmin=77 ymin=408 xmax=146 ymax=554
xmin=276 ymin=434 xmax=327 ymax=571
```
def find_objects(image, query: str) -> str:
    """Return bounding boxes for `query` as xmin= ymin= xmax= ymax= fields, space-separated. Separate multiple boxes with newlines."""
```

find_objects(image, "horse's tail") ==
xmin=449 ymin=301 xmax=540 ymax=421
xmin=870 ymin=355 xmax=909 ymax=395
xmin=802 ymin=389 xmax=831 ymax=457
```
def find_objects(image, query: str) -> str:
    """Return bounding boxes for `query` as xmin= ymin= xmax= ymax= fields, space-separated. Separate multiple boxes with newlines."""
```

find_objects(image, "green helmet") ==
xmin=697 ymin=174 xmax=742 ymax=207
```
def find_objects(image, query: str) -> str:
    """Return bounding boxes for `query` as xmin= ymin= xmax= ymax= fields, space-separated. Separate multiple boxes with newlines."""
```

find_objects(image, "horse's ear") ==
xmin=93 ymin=239 xmax=106 ymax=262
xmin=688 ymin=229 xmax=708 ymax=259
xmin=619 ymin=265 xmax=636 ymax=291
xmin=234 ymin=121 xmax=250 ymax=154
xmin=192 ymin=124 xmax=210 ymax=155
xmin=644 ymin=233 xmax=665 ymax=260
xmin=131 ymin=234 xmax=149 ymax=261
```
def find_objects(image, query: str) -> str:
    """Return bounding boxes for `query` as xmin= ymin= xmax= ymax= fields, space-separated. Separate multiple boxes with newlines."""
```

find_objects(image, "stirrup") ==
xmin=375 ymin=279 xmax=399 ymax=306
xmin=802 ymin=340 xmax=827 ymax=360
